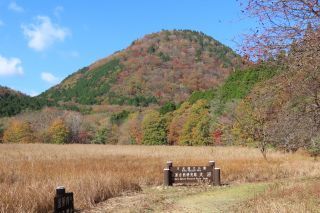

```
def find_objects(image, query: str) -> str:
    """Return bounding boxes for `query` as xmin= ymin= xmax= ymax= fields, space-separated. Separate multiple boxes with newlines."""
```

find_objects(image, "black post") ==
xmin=54 ymin=186 xmax=65 ymax=213
xmin=208 ymin=161 xmax=215 ymax=185
xmin=164 ymin=161 xmax=173 ymax=186
xmin=166 ymin=161 xmax=173 ymax=168
xmin=208 ymin=160 xmax=215 ymax=169
xmin=214 ymin=168 xmax=221 ymax=186
xmin=56 ymin=186 xmax=65 ymax=196
xmin=164 ymin=168 xmax=171 ymax=186
xmin=54 ymin=186 xmax=74 ymax=213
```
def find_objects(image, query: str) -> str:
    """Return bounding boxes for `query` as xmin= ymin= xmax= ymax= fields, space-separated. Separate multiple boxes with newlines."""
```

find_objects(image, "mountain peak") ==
xmin=41 ymin=30 xmax=242 ymax=106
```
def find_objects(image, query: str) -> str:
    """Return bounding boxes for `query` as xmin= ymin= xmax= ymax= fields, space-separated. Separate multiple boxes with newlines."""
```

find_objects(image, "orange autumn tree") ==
xmin=168 ymin=102 xmax=191 ymax=145
xmin=48 ymin=118 xmax=70 ymax=144
xmin=3 ymin=120 xmax=34 ymax=143
xmin=127 ymin=112 xmax=143 ymax=144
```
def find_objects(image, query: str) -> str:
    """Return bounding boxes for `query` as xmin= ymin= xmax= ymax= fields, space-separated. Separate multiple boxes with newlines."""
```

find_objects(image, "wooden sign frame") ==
xmin=164 ymin=161 xmax=220 ymax=186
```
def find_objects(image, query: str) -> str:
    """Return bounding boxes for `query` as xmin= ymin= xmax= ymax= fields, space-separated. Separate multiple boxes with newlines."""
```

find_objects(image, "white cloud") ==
xmin=29 ymin=91 xmax=40 ymax=97
xmin=0 ymin=55 xmax=24 ymax=76
xmin=41 ymin=72 xmax=60 ymax=84
xmin=54 ymin=6 xmax=64 ymax=18
xmin=22 ymin=16 xmax=70 ymax=51
xmin=0 ymin=20 xmax=4 ymax=27
xmin=8 ymin=2 xmax=24 ymax=13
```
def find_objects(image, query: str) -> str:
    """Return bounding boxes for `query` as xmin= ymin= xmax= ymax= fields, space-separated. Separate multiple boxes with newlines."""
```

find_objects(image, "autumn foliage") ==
xmin=3 ymin=120 xmax=34 ymax=143
xmin=48 ymin=119 xmax=70 ymax=144
xmin=41 ymin=30 xmax=242 ymax=105
xmin=0 ymin=18 xmax=319 ymax=160
xmin=142 ymin=110 xmax=167 ymax=145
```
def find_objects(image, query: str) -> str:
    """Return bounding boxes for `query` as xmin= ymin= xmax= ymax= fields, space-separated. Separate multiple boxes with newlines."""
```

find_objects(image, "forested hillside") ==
xmin=40 ymin=30 xmax=242 ymax=106
xmin=0 ymin=86 xmax=48 ymax=117
xmin=1 ymin=25 xmax=319 ymax=160
xmin=0 ymin=62 xmax=281 ymax=147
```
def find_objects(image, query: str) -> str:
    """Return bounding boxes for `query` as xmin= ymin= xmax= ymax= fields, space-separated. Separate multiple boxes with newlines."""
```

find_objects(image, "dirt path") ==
xmin=170 ymin=183 xmax=268 ymax=212
xmin=82 ymin=182 xmax=269 ymax=213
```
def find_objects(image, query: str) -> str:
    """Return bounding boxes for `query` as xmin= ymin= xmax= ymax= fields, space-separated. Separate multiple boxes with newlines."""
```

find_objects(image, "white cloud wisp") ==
xmin=8 ymin=2 xmax=24 ymax=13
xmin=0 ymin=55 xmax=23 ymax=76
xmin=41 ymin=72 xmax=60 ymax=84
xmin=22 ymin=16 xmax=70 ymax=51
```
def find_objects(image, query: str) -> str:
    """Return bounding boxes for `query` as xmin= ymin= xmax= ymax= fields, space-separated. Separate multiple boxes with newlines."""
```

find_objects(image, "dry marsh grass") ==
xmin=0 ymin=144 xmax=319 ymax=212
xmin=233 ymin=178 xmax=320 ymax=213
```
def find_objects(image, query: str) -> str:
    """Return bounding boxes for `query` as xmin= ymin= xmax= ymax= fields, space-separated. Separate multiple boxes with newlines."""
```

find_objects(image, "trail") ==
xmin=170 ymin=183 xmax=268 ymax=212
xmin=82 ymin=182 xmax=269 ymax=213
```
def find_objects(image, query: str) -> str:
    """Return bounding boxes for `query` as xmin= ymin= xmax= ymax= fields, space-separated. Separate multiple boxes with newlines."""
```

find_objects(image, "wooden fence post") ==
xmin=214 ymin=168 xmax=221 ymax=186
xmin=54 ymin=186 xmax=74 ymax=213
xmin=164 ymin=161 xmax=173 ymax=186
xmin=56 ymin=186 xmax=65 ymax=196
xmin=208 ymin=161 xmax=215 ymax=185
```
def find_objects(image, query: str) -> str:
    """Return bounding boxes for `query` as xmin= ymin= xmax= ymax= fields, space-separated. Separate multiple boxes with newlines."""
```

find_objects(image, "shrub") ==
xmin=159 ymin=102 xmax=176 ymax=114
xmin=92 ymin=128 xmax=108 ymax=144
xmin=110 ymin=110 xmax=130 ymax=125
xmin=48 ymin=119 xmax=70 ymax=144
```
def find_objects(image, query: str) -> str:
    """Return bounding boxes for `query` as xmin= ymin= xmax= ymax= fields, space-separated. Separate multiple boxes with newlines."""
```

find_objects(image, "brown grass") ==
xmin=233 ymin=178 xmax=320 ymax=212
xmin=0 ymin=144 xmax=319 ymax=212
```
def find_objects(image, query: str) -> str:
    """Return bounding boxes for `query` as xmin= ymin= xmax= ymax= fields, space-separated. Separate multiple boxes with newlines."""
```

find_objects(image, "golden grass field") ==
xmin=233 ymin=180 xmax=320 ymax=213
xmin=0 ymin=144 xmax=319 ymax=212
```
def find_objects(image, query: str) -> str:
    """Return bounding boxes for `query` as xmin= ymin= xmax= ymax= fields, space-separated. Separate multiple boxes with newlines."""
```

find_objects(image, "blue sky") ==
xmin=0 ymin=0 xmax=256 ymax=96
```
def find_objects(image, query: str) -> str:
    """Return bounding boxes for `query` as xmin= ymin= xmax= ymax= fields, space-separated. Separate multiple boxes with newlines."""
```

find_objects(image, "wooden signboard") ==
xmin=164 ymin=161 xmax=220 ymax=186
xmin=54 ymin=187 xmax=74 ymax=213
xmin=171 ymin=166 xmax=213 ymax=184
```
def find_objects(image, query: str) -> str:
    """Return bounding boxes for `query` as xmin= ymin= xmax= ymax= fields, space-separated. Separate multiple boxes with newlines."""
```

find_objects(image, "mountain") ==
xmin=0 ymin=86 xmax=47 ymax=117
xmin=40 ymin=30 xmax=242 ymax=106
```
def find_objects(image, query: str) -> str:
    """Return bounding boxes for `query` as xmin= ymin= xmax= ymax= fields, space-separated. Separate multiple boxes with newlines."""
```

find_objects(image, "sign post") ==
xmin=214 ymin=168 xmax=221 ymax=186
xmin=164 ymin=161 xmax=173 ymax=186
xmin=54 ymin=186 xmax=74 ymax=213
xmin=208 ymin=161 xmax=215 ymax=185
